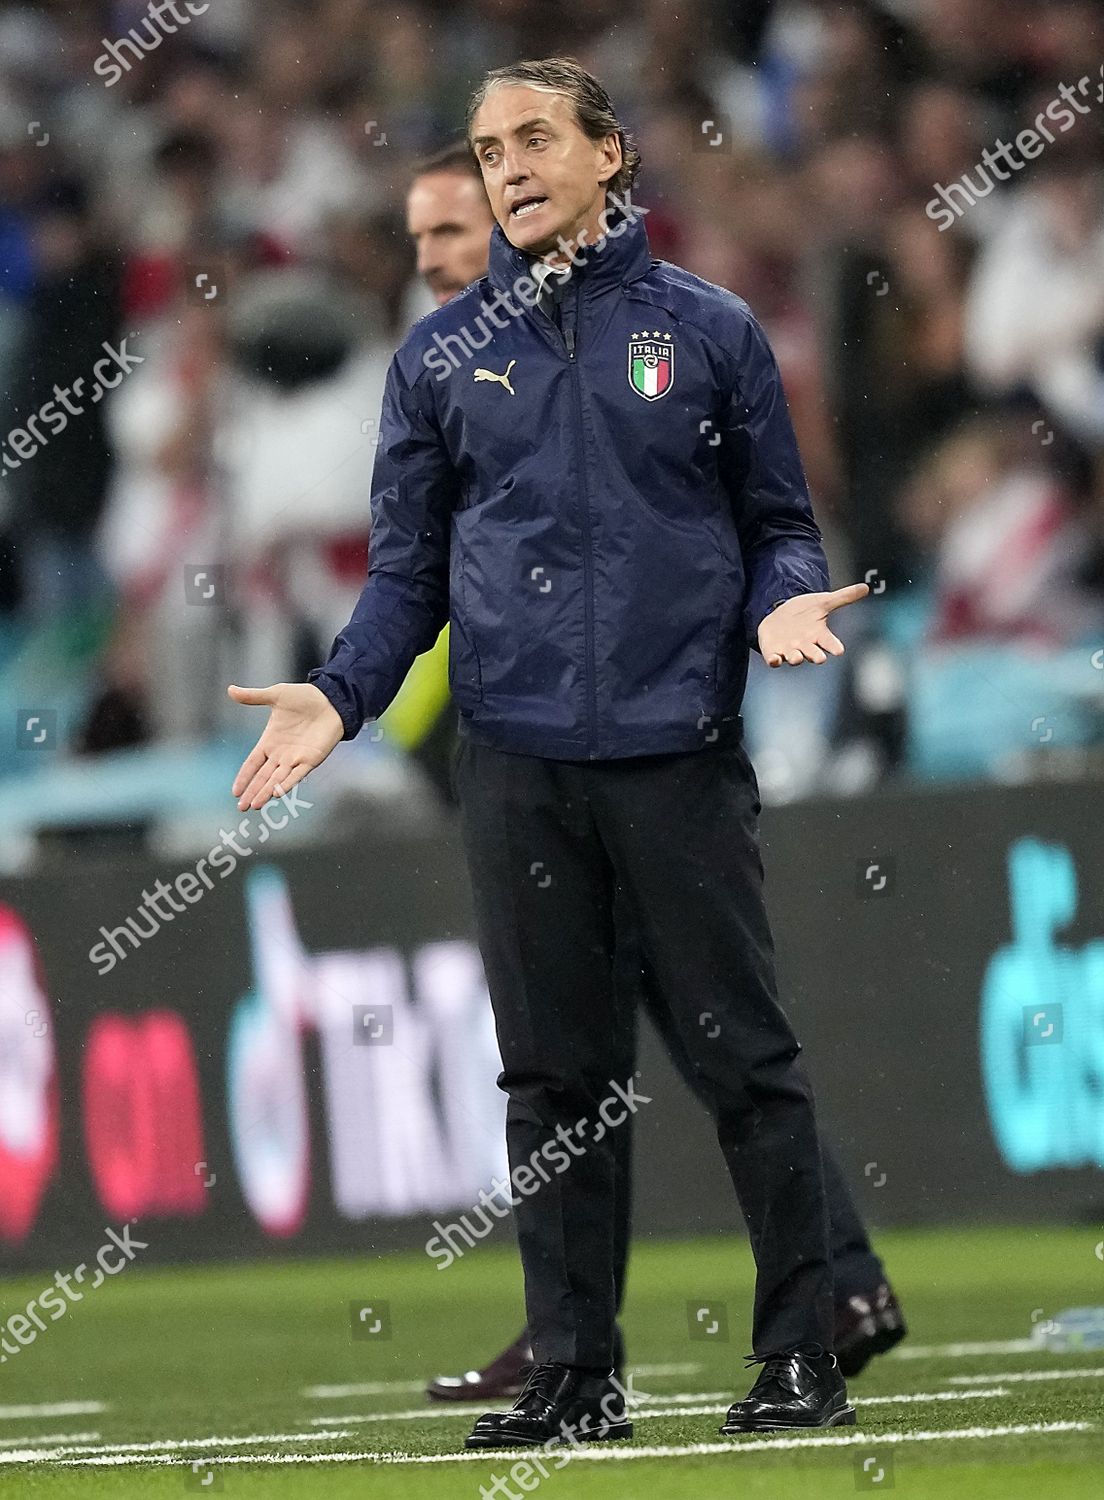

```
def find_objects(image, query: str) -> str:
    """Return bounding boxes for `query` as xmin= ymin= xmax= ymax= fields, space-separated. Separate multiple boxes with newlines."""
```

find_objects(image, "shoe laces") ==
xmin=744 ymin=1342 xmax=826 ymax=1381
xmin=743 ymin=1352 xmax=793 ymax=1382
xmin=515 ymin=1362 xmax=563 ymax=1410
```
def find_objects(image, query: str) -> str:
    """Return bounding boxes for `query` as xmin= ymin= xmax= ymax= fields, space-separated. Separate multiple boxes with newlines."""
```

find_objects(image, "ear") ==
xmin=596 ymin=131 xmax=622 ymax=186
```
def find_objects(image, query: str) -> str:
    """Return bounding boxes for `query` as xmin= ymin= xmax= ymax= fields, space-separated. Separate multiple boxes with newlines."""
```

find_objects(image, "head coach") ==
xmin=229 ymin=56 xmax=870 ymax=1447
xmin=405 ymin=143 xmax=903 ymax=1409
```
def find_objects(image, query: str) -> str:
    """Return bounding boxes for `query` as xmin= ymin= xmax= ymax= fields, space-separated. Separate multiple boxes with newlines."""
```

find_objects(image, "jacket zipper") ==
xmin=560 ymin=286 xmax=599 ymax=757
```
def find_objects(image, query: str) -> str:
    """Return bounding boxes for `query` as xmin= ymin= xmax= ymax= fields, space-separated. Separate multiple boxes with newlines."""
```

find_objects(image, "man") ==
xmin=407 ymin=143 xmax=499 ymax=308
xmin=403 ymin=143 xmax=905 ymax=1407
xmin=229 ymin=58 xmax=882 ymax=1445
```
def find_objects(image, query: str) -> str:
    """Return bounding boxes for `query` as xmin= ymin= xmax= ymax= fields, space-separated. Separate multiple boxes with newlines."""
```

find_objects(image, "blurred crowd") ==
xmin=1 ymin=0 xmax=1103 ymax=800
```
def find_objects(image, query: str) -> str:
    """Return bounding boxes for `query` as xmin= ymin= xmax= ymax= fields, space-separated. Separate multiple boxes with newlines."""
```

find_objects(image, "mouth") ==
xmin=509 ymin=194 xmax=548 ymax=221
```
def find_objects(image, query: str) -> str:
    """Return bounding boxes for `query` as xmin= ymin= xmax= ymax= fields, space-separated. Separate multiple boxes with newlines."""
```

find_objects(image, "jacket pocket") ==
xmin=448 ymin=532 xmax=483 ymax=708
xmin=710 ymin=520 xmax=744 ymax=707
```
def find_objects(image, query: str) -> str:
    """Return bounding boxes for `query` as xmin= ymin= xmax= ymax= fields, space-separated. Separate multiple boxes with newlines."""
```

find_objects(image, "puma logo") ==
xmin=474 ymin=359 xmax=517 ymax=395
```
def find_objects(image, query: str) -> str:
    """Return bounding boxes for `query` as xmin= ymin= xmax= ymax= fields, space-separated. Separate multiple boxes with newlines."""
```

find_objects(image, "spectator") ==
xmin=966 ymin=143 xmax=1104 ymax=446
xmin=898 ymin=413 xmax=1101 ymax=648
xmin=5 ymin=175 xmax=120 ymax=621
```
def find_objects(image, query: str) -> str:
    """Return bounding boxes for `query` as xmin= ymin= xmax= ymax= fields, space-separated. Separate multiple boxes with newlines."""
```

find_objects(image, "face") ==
xmin=470 ymin=85 xmax=621 ymax=257
xmin=406 ymin=170 xmax=494 ymax=305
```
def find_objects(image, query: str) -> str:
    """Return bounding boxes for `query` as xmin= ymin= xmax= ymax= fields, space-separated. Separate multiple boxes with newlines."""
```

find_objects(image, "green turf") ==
xmin=1 ymin=1226 xmax=1102 ymax=1496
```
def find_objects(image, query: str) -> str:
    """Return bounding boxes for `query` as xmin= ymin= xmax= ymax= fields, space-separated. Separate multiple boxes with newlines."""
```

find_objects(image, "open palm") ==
xmin=228 ymin=682 xmax=345 ymax=811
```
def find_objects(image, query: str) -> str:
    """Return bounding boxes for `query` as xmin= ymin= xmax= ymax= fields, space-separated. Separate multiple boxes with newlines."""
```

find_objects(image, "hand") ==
xmin=757 ymin=583 xmax=870 ymax=667
xmin=228 ymin=682 xmax=345 ymax=811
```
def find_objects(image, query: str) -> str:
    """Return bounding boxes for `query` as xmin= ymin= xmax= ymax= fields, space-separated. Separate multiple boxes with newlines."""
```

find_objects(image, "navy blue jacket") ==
xmin=309 ymin=211 xmax=829 ymax=760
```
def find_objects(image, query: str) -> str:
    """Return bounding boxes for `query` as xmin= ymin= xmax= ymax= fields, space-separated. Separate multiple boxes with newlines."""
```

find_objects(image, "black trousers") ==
xmin=614 ymin=961 xmax=885 ymax=1313
xmin=454 ymin=724 xmax=841 ymax=1366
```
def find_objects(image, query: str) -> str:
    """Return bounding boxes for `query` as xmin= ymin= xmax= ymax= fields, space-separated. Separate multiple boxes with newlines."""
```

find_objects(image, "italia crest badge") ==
xmin=628 ymin=331 xmax=674 ymax=401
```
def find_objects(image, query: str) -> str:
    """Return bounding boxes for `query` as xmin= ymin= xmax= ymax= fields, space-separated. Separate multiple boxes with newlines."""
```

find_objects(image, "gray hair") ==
xmin=466 ymin=56 xmax=641 ymax=200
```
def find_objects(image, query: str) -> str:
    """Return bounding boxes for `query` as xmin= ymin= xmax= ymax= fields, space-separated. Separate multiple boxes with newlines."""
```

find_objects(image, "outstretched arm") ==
xmin=307 ymin=351 xmax=459 ymax=735
xmin=229 ymin=682 xmax=344 ymax=810
xmin=229 ymin=349 xmax=459 ymax=809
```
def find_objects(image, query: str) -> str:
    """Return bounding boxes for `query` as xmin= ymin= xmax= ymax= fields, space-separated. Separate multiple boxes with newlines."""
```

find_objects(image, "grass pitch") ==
xmin=1 ymin=1226 xmax=1102 ymax=1497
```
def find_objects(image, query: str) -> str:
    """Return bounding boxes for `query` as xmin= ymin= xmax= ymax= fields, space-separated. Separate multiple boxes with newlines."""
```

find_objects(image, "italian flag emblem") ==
xmin=628 ymin=332 xmax=674 ymax=401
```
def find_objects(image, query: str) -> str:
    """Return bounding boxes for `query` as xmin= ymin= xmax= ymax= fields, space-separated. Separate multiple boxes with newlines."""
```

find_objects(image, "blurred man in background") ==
xmin=407 ymin=142 xmax=498 ymax=308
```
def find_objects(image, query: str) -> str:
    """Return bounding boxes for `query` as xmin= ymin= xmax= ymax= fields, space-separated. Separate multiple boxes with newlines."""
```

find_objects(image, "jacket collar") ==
xmin=487 ymin=204 xmax=652 ymax=298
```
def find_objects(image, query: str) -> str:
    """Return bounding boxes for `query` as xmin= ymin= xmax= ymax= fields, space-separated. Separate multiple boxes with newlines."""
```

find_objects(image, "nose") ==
xmin=414 ymin=236 xmax=436 ymax=277
xmin=501 ymin=144 xmax=529 ymax=186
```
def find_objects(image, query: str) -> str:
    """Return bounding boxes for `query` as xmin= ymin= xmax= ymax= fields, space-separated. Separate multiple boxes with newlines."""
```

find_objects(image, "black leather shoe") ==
xmin=427 ymin=1324 xmax=625 ymax=1403
xmin=465 ymin=1362 xmax=633 ymax=1449
xmin=834 ymin=1283 xmax=907 ymax=1377
xmin=720 ymin=1345 xmax=856 ymax=1433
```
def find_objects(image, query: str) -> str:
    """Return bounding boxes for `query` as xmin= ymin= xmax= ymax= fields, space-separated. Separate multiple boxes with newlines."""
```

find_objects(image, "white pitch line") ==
xmin=302 ymin=1363 xmax=701 ymax=1401
xmin=891 ymin=1338 xmax=1035 ymax=1359
xmin=310 ymin=1393 xmax=734 ymax=1425
xmin=362 ymin=1423 xmax=1095 ymax=1464
xmin=39 ymin=1420 xmax=1095 ymax=1468
xmin=630 ymin=1389 xmax=1011 ymax=1420
xmin=308 ymin=1386 xmax=1011 ymax=1427
xmin=0 ymin=1431 xmax=353 ymax=1466
xmin=304 ymin=1380 xmax=425 ymax=1399
xmin=0 ymin=1402 xmax=107 ymax=1420
xmin=313 ymin=1408 xmax=480 ymax=1425
xmin=859 ymin=1388 xmax=1009 ymax=1407
xmin=0 ymin=1433 xmax=99 ymax=1450
xmin=951 ymin=1367 xmax=1104 ymax=1386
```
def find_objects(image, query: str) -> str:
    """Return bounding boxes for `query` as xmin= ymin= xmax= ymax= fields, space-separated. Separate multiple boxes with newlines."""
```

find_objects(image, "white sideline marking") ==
xmin=0 ymin=1402 xmax=107 ymax=1420
xmin=629 ymin=1389 xmax=770 ymax=1405
xmin=304 ymin=1380 xmax=425 ymax=1398
xmin=38 ymin=1420 xmax=1094 ymax=1468
xmin=0 ymin=1433 xmax=99 ymax=1449
xmin=631 ymin=1389 xmax=1011 ymax=1420
xmin=309 ymin=1386 xmax=1011 ymax=1427
xmin=302 ymin=1363 xmax=701 ymax=1401
xmin=0 ymin=1431 xmax=352 ymax=1465
xmin=313 ymin=1408 xmax=479 ymax=1425
xmin=951 ymin=1367 xmax=1104 ymax=1386
xmin=859 ymin=1388 xmax=1009 ymax=1407
xmin=892 ymin=1339 xmax=1035 ymax=1359
xmin=310 ymin=1392 xmax=735 ymax=1425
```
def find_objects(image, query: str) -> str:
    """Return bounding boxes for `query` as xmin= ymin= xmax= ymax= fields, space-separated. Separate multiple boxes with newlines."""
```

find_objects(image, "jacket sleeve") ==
xmin=307 ymin=350 xmax=458 ymax=738
xmin=718 ymin=308 xmax=830 ymax=651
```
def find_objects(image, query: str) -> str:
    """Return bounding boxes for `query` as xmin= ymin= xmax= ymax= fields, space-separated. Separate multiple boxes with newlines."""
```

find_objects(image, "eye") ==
xmin=528 ymin=135 xmax=547 ymax=149
xmin=481 ymin=148 xmax=499 ymax=166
